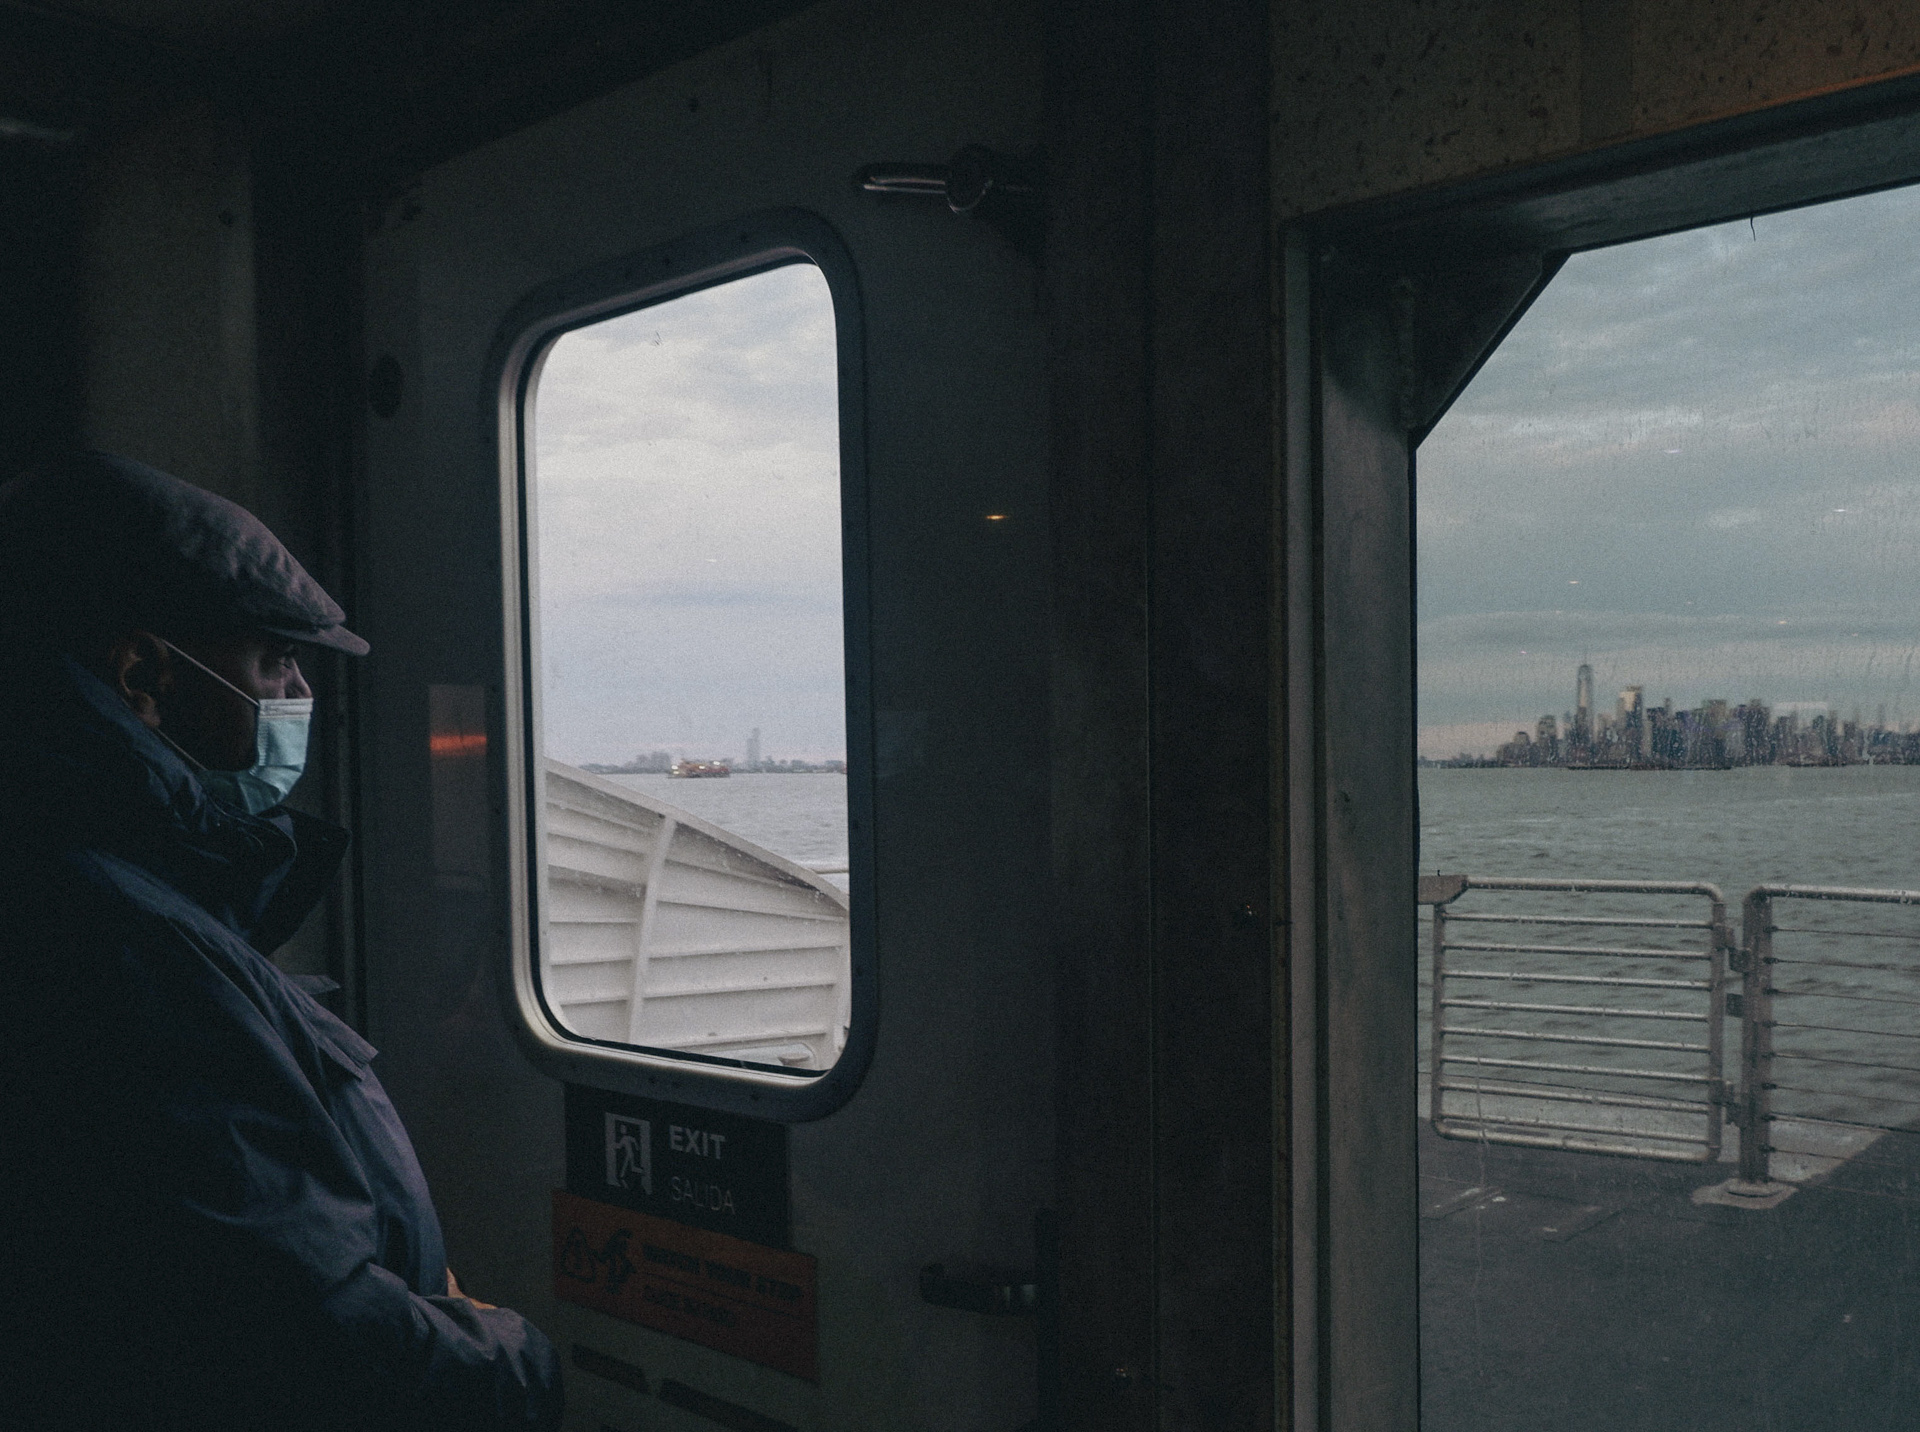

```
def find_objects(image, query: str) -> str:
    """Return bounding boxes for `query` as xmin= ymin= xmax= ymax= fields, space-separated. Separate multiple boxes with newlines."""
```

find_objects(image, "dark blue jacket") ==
xmin=0 ymin=648 xmax=562 ymax=1430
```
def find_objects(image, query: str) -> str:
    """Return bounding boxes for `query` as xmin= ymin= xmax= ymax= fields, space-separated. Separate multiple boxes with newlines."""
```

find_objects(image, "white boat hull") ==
xmin=538 ymin=760 xmax=851 ymax=1070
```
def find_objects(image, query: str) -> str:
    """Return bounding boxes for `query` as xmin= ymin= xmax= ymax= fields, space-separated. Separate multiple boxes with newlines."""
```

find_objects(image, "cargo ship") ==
xmin=669 ymin=759 xmax=731 ymax=778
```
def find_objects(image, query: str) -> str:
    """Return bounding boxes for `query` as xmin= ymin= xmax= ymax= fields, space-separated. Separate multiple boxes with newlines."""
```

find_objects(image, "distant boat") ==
xmin=669 ymin=759 xmax=731 ymax=778
xmin=540 ymin=760 xmax=850 ymax=1070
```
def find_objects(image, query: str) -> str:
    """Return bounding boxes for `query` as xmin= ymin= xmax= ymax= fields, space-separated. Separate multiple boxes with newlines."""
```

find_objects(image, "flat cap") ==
xmin=0 ymin=451 xmax=369 ymax=655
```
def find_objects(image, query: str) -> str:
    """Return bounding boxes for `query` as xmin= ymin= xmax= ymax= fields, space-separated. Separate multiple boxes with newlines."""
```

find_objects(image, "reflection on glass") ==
xmin=524 ymin=264 xmax=852 ymax=1072
xmin=1418 ymin=186 xmax=1920 ymax=1429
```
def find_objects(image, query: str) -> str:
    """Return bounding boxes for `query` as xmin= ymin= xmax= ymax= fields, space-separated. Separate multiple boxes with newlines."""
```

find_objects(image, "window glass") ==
xmin=523 ymin=262 xmax=852 ymax=1072
xmin=1419 ymin=186 xmax=1920 ymax=1429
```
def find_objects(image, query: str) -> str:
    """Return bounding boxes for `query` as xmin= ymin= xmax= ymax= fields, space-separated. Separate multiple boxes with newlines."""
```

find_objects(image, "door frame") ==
xmin=1295 ymin=66 xmax=1920 ymax=1432
xmin=1045 ymin=0 xmax=1280 ymax=1426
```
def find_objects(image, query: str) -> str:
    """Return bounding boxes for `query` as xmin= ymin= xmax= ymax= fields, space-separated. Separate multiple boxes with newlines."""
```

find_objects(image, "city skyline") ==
xmin=1427 ymin=660 xmax=1915 ymax=768
xmin=581 ymin=732 xmax=846 ymax=775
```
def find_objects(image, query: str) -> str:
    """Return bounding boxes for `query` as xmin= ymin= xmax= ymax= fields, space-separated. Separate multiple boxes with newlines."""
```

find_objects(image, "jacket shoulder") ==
xmin=1 ymin=846 xmax=327 ymax=1084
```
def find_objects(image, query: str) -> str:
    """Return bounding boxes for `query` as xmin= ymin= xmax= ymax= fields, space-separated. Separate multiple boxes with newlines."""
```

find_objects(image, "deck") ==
xmin=1420 ymin=1121 xmax=1920 ymax=1430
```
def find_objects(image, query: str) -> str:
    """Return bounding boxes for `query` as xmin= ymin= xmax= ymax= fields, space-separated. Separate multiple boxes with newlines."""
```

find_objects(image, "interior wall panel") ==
xmin=1148 ymin=0 xmax=1279 ymax=1425
xmin=1044 ymin=0 xmax=1155 ymax=1422
xmin=79 ymin=98 xmax=262 ymax=509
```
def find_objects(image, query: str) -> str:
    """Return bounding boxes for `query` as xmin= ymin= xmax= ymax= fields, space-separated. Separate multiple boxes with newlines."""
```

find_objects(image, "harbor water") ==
xmin=1420 ymin=765 xmax=1920 ymax=1164
xmin=606 ymin=772 xmax=849 ymax=878
xmin=1420 ymin=764 xmax=1920 ymax=896
xmin=606 ymin=762 xmax=1920 ymax=1139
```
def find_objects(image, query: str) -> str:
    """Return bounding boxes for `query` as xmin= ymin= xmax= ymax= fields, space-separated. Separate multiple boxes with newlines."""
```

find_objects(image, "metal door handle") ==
xmin=857 ymin=144 xmax=1041 ymax=215
xmin=919 ymin=1262 xmax=1038 ymax=1315
xmin=923 ymin=1212 xmax=1058 ymax=1430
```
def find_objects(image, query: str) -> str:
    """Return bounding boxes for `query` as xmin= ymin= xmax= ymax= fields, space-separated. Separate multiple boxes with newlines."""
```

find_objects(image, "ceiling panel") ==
xmin=27 ymin=0 xmax=349 ymax=50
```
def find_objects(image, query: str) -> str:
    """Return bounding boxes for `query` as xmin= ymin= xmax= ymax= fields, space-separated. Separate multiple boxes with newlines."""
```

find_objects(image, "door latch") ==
xmin=855 ymin=145 xmax=1045 ymax=265
xmin=923 ymin=1213 xmax=1059 ymax=1430
xmin=857 ymin=144 xmax=1040 ymax=215
xmin=919 ymin=1262 xmax=1038 ymax=1316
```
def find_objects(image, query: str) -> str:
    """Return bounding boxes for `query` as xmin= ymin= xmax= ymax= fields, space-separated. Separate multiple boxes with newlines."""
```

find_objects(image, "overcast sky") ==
xmin=530 ymin=263 xmax=845 ymax=766
xmin=1419 ymin=183 xmax=1920 ymax=758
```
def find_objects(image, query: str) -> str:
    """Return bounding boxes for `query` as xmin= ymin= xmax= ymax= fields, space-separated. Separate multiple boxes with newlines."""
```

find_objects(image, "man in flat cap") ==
xmin=0 ymin=452 xmax=562 ymax=1430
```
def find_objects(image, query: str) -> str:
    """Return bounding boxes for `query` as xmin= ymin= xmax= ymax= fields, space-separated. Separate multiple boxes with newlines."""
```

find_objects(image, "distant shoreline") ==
xmin=586 ymin=765 xmax=847 ymax=776
xmin=1418 ymin=759 xmax=1885 ymax=771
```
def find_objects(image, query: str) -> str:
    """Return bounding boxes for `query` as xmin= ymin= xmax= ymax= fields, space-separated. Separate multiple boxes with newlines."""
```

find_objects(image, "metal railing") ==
xmin=1424 ymin=875 xmax=1920 ymax=1186
xmin=1425 ymin=876 xmax=1731 ymax=1163
xmin=1736 ymin=884 xmax=1920 ymax=1185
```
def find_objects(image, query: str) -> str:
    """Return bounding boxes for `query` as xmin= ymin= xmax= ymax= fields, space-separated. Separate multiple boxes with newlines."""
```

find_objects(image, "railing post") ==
xmin=1430 ymin=895 xmax=1449 ymax=1132
xmin=1705 ymin=896 xmax=1728 ymax=1162
xmin=1417 ymin=874 xmax=1467 ymax=1135
xmin=1737 ymin=890 xmax=1774 ymax=1185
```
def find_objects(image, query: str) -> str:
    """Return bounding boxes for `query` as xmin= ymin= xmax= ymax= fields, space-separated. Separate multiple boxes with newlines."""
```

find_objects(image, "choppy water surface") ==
xmin=607 ymin=772 xmax=848 ymax=873
xmin=1420 ymin=765 xmax=1920 ymax=1150
xmin=1421 ymin=765 xmax=1920 ymax=895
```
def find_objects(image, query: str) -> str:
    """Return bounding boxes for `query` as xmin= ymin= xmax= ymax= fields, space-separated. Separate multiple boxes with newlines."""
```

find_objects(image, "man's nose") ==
xmin=288 ymin=663 xmax=313 ymax=700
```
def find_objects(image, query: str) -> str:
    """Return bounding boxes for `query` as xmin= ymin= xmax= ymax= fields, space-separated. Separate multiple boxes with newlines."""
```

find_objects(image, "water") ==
xmin=606 ymin=772 xmax=848 ymax=876
xmin=1421 ymin=765 xmax=1920 ymax=895
xmin=1421 ymin=765 xmax=1920 ymax=1159
xmin=607 ymin=762 xmax=1920 ymax=917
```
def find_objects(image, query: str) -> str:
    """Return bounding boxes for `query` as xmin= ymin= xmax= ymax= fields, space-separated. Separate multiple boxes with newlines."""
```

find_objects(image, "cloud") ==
xmin=1419 ymin=183 xmax=1920 ymax=746
xmin=529 ymin=263 xmax=848 ymax=764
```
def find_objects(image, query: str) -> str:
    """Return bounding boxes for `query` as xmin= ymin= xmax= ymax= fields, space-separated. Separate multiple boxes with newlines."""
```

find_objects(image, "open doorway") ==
xmin=1417 ymin=180 xmax=1920 ymax=1432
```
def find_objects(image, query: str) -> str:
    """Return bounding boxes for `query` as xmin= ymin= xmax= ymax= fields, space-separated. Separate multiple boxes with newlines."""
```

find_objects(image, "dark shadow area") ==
xmin=0 ymin=143 xmax=81 ymax=473
xmin=1422 ymin=1123 xmax=1920 ymax=1431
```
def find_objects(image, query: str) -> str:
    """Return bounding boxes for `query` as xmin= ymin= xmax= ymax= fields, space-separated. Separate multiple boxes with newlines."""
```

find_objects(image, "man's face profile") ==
xmin=103 ymin=630 xmax=311 ymax=772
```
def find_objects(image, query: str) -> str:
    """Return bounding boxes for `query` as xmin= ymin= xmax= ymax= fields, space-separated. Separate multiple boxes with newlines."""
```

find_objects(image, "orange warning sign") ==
xmin=552 ymin=1189 xmax=818 ymax=1381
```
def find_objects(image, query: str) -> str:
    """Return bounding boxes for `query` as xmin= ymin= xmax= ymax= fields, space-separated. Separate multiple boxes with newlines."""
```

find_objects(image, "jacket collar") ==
xmin=0 ymin=644 xmax=347 ymax=951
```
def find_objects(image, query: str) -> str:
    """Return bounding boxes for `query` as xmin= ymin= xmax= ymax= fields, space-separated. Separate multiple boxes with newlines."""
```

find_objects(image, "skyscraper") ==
xmin=1619 ymin=685 xmax=1645 ymax=760
xmin=1574 ymin=663 xmax=1594 ymax=747
xmin=747 ymin=727 xmax=762 ymax=769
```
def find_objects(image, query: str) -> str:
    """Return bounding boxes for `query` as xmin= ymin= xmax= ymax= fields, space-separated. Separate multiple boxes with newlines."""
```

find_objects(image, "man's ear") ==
xmin=106 ymin=631 xmax=174 ymax=730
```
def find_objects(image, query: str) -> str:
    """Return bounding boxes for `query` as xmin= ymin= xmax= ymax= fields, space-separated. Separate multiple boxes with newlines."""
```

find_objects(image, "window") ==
xmin=1416 ymin=183 xmax=1920 ymax=1430
xmin=506 ymin=226 xmax=870 ymax=1098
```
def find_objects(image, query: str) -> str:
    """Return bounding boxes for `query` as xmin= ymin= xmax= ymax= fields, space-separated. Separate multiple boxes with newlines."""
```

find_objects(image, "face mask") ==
xmin=160 ymin=640 xmax=313 ymax=815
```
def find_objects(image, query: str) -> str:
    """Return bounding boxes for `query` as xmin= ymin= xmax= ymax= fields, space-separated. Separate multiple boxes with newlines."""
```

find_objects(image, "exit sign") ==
xmin=564 ymin=1084 xmax=790 ymax=1248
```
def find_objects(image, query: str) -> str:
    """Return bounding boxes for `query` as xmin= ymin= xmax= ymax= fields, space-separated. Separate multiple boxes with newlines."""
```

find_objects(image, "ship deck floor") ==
xmin=1420 ymin=1120 xmax=1920 ymax=1431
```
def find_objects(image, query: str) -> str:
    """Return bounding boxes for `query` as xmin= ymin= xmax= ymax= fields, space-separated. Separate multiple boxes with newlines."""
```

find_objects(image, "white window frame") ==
xmin=488 ymin=209 xmax=876 ymax=1119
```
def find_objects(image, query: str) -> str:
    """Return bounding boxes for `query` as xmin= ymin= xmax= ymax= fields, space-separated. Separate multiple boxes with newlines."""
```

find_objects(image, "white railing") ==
xmin=1423 ymin=876 xmax=1730 ymax=1163
xmin=1425 ymin=875 xmax=1920 ymax=1187
xmin=541 ymin=760 xmax=851 ymax=1070
xmin=1734 ymin=884 xmax=1920 ymax=1185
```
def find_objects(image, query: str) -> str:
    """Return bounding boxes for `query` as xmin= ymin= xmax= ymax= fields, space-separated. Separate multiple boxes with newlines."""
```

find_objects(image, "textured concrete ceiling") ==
xmin=25 ymin=0 xmax=349 ymax=51
xmin=0 ymin=0 xmax=814 ymax=186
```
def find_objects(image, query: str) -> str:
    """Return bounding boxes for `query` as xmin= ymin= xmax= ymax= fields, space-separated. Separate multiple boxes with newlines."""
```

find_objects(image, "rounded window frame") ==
xmin=489 ymin=209 xmax=875 ymax=1120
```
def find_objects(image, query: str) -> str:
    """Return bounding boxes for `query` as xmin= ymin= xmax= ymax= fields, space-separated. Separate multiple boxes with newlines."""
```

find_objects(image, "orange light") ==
xmin=430 ymin=732 xmax=488 ymax=757
xmin=985 ymin=513 xmax=1007 ymax=522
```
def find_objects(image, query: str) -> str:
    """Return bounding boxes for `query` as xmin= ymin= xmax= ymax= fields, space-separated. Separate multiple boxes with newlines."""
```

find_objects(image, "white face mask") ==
xmin=160 ymin=640 xmax=313 ymax=815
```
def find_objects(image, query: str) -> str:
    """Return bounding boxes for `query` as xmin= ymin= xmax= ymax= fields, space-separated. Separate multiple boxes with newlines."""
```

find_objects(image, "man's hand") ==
xmin=445 ymin=1268 xmax=497 ymax=1311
